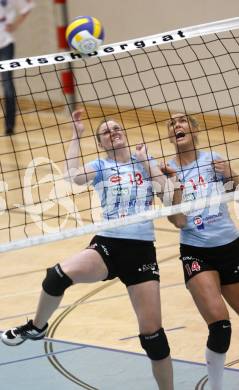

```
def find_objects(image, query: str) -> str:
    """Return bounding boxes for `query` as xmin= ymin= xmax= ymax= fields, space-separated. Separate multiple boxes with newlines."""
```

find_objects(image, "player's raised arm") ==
xmin=160 ymin=163 xmax=186 ymax=228
xmin=135 ymin=144 xmax=186 ymax=228
xmin=64 ymin=109 xmax=97 ymax=185
xmin=135 ymin=143 xmax=166 ymax=192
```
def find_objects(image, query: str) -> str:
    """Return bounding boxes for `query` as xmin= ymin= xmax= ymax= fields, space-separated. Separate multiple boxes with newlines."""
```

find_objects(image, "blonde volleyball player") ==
xmin=2 ymin=109 xmax=185 ymax=390
xmin=165 ymin=113 xmax=239 ymax=390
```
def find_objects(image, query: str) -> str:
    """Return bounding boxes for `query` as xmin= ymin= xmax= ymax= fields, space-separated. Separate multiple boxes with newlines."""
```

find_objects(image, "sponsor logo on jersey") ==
xmin=110 ymin=175 xmax=122 ymax=183
xmin=194 ymin=215 xmax=204 ymax=230
xmin=111 ymin=186 xmax=129 ymax=196
xmin=138 ymin=262 xmax=158 ymax=273
xmin=191 ymin=260 xmax=201 ymax=272
xmin=100 ymin=244 xmax=109 ymax=256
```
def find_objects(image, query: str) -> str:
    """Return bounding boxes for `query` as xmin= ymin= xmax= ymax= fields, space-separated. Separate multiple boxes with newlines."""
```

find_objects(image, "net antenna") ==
xmin=1 ymin=17 xmax=239 ymax=252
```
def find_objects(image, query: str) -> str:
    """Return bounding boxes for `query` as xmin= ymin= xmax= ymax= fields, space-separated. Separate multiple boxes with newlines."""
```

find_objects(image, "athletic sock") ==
xmin=206 ymin=346 xmax=226 ymax=390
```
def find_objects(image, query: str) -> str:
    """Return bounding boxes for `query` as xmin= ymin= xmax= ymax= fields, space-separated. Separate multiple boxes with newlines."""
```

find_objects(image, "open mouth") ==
xmin=111 ymin=136 xmax=121 ymax=141
xmin=175 ymin=130 xmax=185 ymax=140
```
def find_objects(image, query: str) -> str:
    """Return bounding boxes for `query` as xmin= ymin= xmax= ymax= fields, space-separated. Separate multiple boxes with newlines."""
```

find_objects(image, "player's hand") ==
xmin=72 ymin=109 xmax=85 ymax=137
xmin=212 ymin=159 xmax=231 ymax=178
xmin=135 ymin=143 xmax=148 ymax=162
xmin=160 ymin=163 xmax=177 ymax=178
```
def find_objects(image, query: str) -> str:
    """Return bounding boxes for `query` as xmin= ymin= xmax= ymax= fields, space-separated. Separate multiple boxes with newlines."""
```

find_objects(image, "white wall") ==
xmin=16 ymin=0 xmax=56 ymax=57
xmin=15 ymin=0 xmax=239 ymax=57
xmin=67 ymin=0 xmax=239 ymax=42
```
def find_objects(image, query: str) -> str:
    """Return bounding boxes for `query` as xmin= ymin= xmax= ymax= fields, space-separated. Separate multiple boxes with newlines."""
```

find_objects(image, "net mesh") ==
xmin=1 ymin=19 xmax=239 ymax=251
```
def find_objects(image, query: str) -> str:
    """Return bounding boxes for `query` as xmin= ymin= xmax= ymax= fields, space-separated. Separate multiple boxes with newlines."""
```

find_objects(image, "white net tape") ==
xmin=0 ymin=189 xmax=239 ymax=253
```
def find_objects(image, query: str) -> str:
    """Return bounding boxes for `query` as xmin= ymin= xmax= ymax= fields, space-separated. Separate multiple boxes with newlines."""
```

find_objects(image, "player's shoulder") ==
xmin=89 ymin=158 xmax=107 ymax=169
xmin=198 ymin=150 xmax=222 ymax=162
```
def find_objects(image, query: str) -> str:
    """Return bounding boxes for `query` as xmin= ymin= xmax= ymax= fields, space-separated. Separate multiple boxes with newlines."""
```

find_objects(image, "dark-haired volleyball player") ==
xmin=2 ymin=109 xmax=185 ymax=390
xmin=165 ymin=112 xmax=239 ymax=390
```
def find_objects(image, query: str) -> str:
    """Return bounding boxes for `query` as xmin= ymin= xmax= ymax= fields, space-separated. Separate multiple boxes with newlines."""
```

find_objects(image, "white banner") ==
xmin=0 ymin=17 xmax=239 ymax=72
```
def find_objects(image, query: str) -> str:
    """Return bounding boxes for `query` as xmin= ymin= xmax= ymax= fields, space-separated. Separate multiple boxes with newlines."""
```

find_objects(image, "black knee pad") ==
xmin=42 ymin=263 xmax=73 ymax=296
xmin=207 ymin=320 xmax=231 ymax=353
xmin=139 ymin=328 xmax=170 ymax=361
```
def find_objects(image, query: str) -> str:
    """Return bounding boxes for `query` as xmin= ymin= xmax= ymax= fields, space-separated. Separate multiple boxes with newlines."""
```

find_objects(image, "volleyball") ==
xmin=65 ymin=16 xmax=104 ymax=54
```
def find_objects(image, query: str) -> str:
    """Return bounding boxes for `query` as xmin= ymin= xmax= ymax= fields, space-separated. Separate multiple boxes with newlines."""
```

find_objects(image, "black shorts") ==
xmin=180 ymin=237 xmax=239 ymax=285
xmin=87 ymin=235 xmax=159 ymax=287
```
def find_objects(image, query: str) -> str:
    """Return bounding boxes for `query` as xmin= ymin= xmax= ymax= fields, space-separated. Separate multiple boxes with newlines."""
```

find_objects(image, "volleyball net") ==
xmin=1 ymin=17 xmax=239 ymax=252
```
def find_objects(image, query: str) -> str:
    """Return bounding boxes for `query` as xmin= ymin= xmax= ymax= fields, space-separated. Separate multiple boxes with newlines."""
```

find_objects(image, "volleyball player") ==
xmin=0 ymin=0 xmax=34 ymax=135
xmin=165 ymin=112 xmax=239 ymax=390
xmin=1 ymin=109 xmax=185 ymax=390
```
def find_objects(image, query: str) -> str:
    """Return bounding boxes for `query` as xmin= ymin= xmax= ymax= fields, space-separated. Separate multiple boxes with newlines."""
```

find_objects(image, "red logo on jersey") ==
xmin=110 ymin=175 xmax=122 ymax=183
xmin=191 ymin=261 xmax=201 ymax=272
xmin=194 ymin=216 xmax=203 ymax=226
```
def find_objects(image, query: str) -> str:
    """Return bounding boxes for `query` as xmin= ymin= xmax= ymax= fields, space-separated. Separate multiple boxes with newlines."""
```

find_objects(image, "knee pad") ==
xmin=139 ymin=328 xmax=170 ymax=361
xmin=42 ymin=263 xmax=73 ymax=296
xmin=207 ymin=320 xmax=231 ymax=353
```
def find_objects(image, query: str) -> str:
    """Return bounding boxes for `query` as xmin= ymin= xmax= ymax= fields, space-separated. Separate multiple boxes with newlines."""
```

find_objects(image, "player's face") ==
xmin=167 ymin=113 xmax=197 ymax=149
xmin=97 ymin=120 xmax=126 ymax=151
